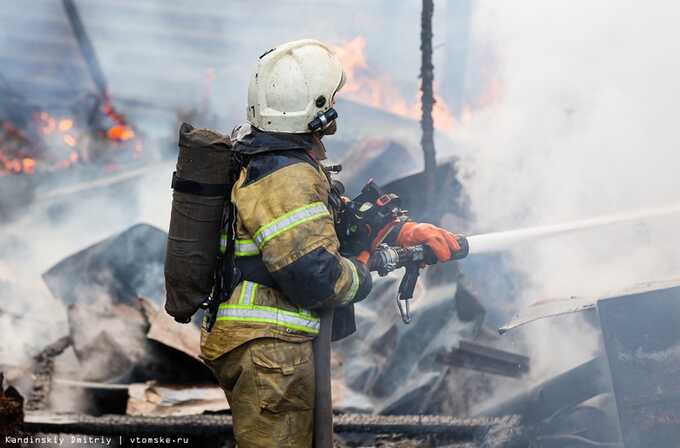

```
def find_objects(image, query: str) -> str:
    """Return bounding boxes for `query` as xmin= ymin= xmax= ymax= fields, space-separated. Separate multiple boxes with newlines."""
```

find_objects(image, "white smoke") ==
xmin=458 ymin=1 xmax=680 ymax=382
xmin=0 ymin=0 xmax=431 ymax=380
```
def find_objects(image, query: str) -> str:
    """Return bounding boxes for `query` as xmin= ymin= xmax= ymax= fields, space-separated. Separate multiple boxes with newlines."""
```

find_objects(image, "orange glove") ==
xmin=396 ymin=222 xmax=461 ymax=262
xmin=356 ymin=250 xmax=370 ymax=265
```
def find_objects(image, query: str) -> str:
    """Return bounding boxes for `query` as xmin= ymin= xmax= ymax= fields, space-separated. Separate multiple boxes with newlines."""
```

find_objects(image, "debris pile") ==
xmin=0 ymin=372 xmax=24 ymax=436
xmin=27 ymin=221 xmax=524 ymax=420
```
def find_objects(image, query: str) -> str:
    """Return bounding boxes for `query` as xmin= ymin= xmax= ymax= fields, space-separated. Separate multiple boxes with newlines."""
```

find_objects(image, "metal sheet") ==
xmin=598 ymin=284 xmax=680 ymax=447
xmin=500 ymin=277 xmax=680 ymax=334
xmin=42 ymin=223 xmax=167 ymax=306
xmin=499 ymin=296 xmax=596 ymax=334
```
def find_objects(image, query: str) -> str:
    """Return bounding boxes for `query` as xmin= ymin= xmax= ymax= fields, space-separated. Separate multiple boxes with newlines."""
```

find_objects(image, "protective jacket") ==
xmin=201 ymin=126 xmax=372 ymax=360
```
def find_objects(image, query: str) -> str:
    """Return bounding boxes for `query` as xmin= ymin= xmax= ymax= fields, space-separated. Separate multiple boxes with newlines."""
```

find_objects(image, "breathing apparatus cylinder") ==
xmin=164 ymin=123 xmax=232 ymax=323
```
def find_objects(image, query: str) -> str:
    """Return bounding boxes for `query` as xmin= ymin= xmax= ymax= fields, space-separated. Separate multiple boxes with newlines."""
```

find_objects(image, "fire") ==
xmin=332 ymin=36 xmax=500 ymax=134
xmin=0 ymin=155 xmax=21 ymax=174
xmin=22 ymin=158 xmax=35 ymax=174
xmin=0 ymin=112 xmax=83 ymax=175
xmin=1 ymin=103 xmax=143 ymax=176
xmin=332 ymin=36 xmax=455 ymax=131
xmin=102 ymin=100 xmax=136 ymax=142
xmin=107 ymin=125 xmax=135 ymax=142
xmin=58 ymin=119 xmax=73 ymax=132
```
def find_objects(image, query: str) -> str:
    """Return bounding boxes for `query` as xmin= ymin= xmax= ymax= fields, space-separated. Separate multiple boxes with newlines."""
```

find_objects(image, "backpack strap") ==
xmin=171 ymin=172 xmax=231 ymax=197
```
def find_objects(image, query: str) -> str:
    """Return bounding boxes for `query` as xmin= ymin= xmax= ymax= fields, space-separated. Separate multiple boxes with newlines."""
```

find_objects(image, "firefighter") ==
xmin=200 ymin=39 xmax=462 ymax=447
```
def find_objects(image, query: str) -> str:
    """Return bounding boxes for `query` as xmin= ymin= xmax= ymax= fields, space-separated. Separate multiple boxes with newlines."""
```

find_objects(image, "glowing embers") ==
xmin=0 ymin=112 xmax=82 ymax=176
xmin=0 ymin=103 xmax=142 ymax=176
xmin=102 ymin=100 xmax=135 ymax=142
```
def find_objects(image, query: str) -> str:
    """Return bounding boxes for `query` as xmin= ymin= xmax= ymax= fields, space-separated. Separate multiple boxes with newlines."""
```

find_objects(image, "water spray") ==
xmin=466 ymin=201 xmax=680 ymax=255
xmin=370 ymin=201 xmax=680 ymax=324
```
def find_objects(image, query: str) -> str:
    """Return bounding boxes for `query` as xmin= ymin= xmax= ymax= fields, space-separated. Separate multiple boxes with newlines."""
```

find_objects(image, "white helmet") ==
xmin=247 ymin=39 xmax=345 ymax=134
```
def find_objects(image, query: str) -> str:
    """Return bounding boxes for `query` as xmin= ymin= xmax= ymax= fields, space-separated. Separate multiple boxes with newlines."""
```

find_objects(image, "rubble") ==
xmin=0 ymin=372 xmax=24 ymax=436
xmin=25 ymin=336 xmax=72 ymax=412
xmin=335 ymin=277 xmax=524 ymax=416
xmin=55 ymin=296 xmax=214 ymax=414
xmin=127 ymin=382 xmax=228 ymax=417
xmin=4 ymin=2 xmax=660 ymax=446
xmin=42 ymin=223 xmax=167 ymax=306
xmin=24 ymin=219 xmax=529 ymax=434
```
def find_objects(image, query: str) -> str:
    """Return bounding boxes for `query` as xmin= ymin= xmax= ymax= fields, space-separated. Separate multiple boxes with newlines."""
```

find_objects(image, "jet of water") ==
xmin=467 ymin=202 xmax=680 ymax=255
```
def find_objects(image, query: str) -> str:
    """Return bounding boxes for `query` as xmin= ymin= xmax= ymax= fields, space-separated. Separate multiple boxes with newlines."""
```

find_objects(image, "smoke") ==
xmin=458 ymin=1 xmax=680 ymax=384
xmin=6 ymin=0 xmax=677 ymax=419
xmin=0 ymin=0 xmax=432 ymax=381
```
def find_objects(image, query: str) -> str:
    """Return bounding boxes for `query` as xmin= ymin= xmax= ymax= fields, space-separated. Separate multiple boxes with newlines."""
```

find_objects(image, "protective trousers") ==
xmin=206 ymin=338 xmax=315 ymax=448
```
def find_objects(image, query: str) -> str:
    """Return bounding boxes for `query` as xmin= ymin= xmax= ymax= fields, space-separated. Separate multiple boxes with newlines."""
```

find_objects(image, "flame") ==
xmin=332 ymin=36 xmax=456 ymax=132
xmin=102 ymin=100 xmax=136 ymax=142
xmin=22 ymin=158 xmax=35 ymax=174
xmin=107 ymin=125 xmax=135 ymax=141
xmin=478 ymin=77 xmax=501 ymax=108
xmin=1 ymin=105 xmax=142 ymax=176
xmin=58 ymin=119 xmax=73 ymax=132
xmin=0 ymin=154 xmax=21 ymax=174
xmin=332 ymin=36 xmax=501 ymax=134
xmin=0 ymin=113 xmax=83 ymax=175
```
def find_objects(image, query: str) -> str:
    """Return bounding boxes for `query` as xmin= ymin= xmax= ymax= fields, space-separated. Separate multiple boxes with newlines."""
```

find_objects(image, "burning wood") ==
xmin=0 ymin=109 xmax=143 ymax=177
xmin=0 ymin=0 xmax=143 ymax=178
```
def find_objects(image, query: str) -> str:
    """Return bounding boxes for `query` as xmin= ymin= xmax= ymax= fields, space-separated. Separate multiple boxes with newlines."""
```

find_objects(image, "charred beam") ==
xmin=435 ymin=340 xmax=530 ymax=378
xmin=23 ymin=412 xmax=520 ymax=438
xmin=62 ymin=0 xmax=109 ymax=99
xmin=479 ymin=357 xmax=609 ymax=423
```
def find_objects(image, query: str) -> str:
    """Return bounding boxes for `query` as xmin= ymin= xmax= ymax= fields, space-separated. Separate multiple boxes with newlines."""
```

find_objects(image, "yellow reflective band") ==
xmin=339 ymin=259 xmax=360 ymax=305
xmin=253 ymin=202 xmax=330 ymax=249
xmin=237 ymin=281 xmax=258 ymax=305
xmin=217 ymin=304 xmax=320 ymax=334
xmin=235 ymin=239 xmax=259 ymax=257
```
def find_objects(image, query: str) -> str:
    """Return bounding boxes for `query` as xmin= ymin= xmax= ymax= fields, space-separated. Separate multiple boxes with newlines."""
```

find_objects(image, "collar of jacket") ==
xmin=233 ymin=124 xmax=320 ymax=155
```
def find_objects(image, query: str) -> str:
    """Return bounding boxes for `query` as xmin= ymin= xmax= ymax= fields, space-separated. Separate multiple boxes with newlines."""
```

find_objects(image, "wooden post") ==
xmin=421 ymin=0 xmax=437 ymax=213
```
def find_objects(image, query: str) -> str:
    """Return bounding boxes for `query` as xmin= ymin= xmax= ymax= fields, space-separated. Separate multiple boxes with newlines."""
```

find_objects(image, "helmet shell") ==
xmin=247 ymin=39 xmax=344 ymax=133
